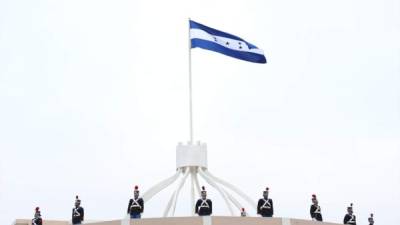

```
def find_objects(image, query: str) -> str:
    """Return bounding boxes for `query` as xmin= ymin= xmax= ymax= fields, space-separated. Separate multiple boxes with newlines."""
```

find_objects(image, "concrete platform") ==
xmin=13 ymin=217 xmax=342 ymax=225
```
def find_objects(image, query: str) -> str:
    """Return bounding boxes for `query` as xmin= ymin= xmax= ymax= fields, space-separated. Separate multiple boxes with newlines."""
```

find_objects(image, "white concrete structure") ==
xmin=141 ymin=141 xmax=256 ymax=217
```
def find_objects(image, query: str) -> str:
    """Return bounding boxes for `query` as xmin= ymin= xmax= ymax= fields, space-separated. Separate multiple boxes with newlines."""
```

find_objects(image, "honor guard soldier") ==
xmin=343 ymin=203 xmax=357 ymax=225
xmin=257 ymin=187 xmax=274 ymax=217
xmin=195 ymin=186 xmax=212 ymax=216
xmin=127 ymin=185 xmax=144 ymax=219
xmin=240 ymin=208 xmax=247 ymax=217
xmin=72 ymin=195 xmax=84 ymax=224
xmin=310 ymin=194 xmax=323 ymax=221
xmin=368 ymin=213 xmax=374 ymax=225
xmin=32 ymin=207 xmax=42 ymax=225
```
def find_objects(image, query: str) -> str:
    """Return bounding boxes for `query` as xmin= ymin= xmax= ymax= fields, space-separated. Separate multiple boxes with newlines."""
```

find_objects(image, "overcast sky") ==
xmin=0 ymin=0 xmax=399 ymax=225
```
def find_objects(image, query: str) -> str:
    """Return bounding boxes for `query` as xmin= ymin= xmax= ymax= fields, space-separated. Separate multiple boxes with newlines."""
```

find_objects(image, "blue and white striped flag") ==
xmin=190 ymin=20 xmax=267 ymax=64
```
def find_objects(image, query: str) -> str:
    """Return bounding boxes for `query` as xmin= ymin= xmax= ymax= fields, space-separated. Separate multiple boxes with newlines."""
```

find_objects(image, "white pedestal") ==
xmin=176 ymin=141 xmax=208 ymax=169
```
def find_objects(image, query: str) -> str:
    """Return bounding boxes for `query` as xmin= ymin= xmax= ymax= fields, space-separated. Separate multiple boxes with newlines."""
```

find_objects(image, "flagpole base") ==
xmin=176 ymin=141 xmax=208 ymax=169
xmin=141 ymin=141 xmax=255 ymax=217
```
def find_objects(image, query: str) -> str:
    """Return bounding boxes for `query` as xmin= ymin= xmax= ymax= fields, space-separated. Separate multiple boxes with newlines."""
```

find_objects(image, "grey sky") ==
xmin=0 ymin=0 xmax=399 ymax=225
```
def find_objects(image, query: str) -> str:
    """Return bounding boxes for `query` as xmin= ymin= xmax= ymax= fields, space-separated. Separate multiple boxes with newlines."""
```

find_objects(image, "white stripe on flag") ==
xmin=190 ymin=28 xmax=264 ymax=55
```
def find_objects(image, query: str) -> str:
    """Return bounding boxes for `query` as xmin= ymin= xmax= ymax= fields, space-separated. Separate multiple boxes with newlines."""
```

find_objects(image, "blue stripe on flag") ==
xmin=191 ymin=38 xmax=267 ymax=64
xmin=189 ymin=20 xmax=258 ymax=49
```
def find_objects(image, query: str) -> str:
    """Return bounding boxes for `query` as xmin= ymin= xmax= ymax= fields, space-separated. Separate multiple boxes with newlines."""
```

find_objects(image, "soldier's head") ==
xmin=347 ymin=203 xmax=353 ymax=214
xmin=368 ymin=213 xmax=374 ymax=225
xmin=134 ymin=185 xmax=140 ymax=199
xmin=312 ymin=194 xmax=318 ymax=205
xmin=263 ymin=187 xmax=269 ymax=199
xmin=75 ymin=195 xmax=81 ymax=207
xmin=201 ymin=186 xmax=207 ymax=200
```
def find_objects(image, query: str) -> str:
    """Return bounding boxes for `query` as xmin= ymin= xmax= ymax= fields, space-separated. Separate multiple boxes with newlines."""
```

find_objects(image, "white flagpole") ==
xmin=188 ymin=18 xmax=193 ymax=144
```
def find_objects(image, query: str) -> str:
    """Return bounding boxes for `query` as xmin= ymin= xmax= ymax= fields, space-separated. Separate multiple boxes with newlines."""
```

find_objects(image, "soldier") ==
xmin=195 ymin=186 xmax=212 ymax=216
xmin=127 ymin=185 xmax=144 ymax=219
xmin=72 ymin=195 xmax=84 ymax=224
xmin=240 ymin=208 xmax=247 ymax=217
xmin=257 ymin=187 xmax=274 ymax=217
xmin=368 ymin=213 xmax=374 ymax=225
xmin=32 ymin=207 xmax=42 ymax=225
xmin=343 ymin=203 xmax=356 ymax=225
xmin=310 ymin=194 xmax=323 ymax=221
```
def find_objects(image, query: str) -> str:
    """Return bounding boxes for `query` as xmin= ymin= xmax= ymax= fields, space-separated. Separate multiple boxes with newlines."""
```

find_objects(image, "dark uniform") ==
xmin=344 ymin=214 xmax=356 ymax=225
xmin=368 ymin=213 xmax=374 ymax=225
xmin=195 ymin=186 xmax=212 ymax=216
xmin=257 ymin=198 xmax=274 ymax=217
xmin=195 ymin=198 xmax=212 ymax=216
xmin=32 ymin=207 xmax=42 ymax=225
xmin=127 ymin=197 xmax=144 ymax=217
xmin=127 ymin=186 xmax=144 ymax=219
xmin=32 ymin=217 xmax=42 ymax=225
xmin=257 ymin=187 xmax=273 ymax=217
xmin=310 ymin=194 xmax=323 ymax=221
xmin=344 ymin=203 xmax=356 ymax=225
xmin=72 ymin=207 xmax=84 ymax=224
xmin=72 ymin=196 xmax=84 ymax=225
xmin=310 ymin=204 xmax=323 ymax=221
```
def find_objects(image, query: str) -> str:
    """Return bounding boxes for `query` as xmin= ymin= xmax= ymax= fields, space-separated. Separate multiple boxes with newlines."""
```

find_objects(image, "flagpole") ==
xmin=188 ymin=18 xmax=193 ymax=144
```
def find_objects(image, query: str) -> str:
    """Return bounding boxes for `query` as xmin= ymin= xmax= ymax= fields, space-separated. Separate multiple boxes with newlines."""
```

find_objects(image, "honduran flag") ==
xmin=190 ymin=20 xmax=267 ymax=64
